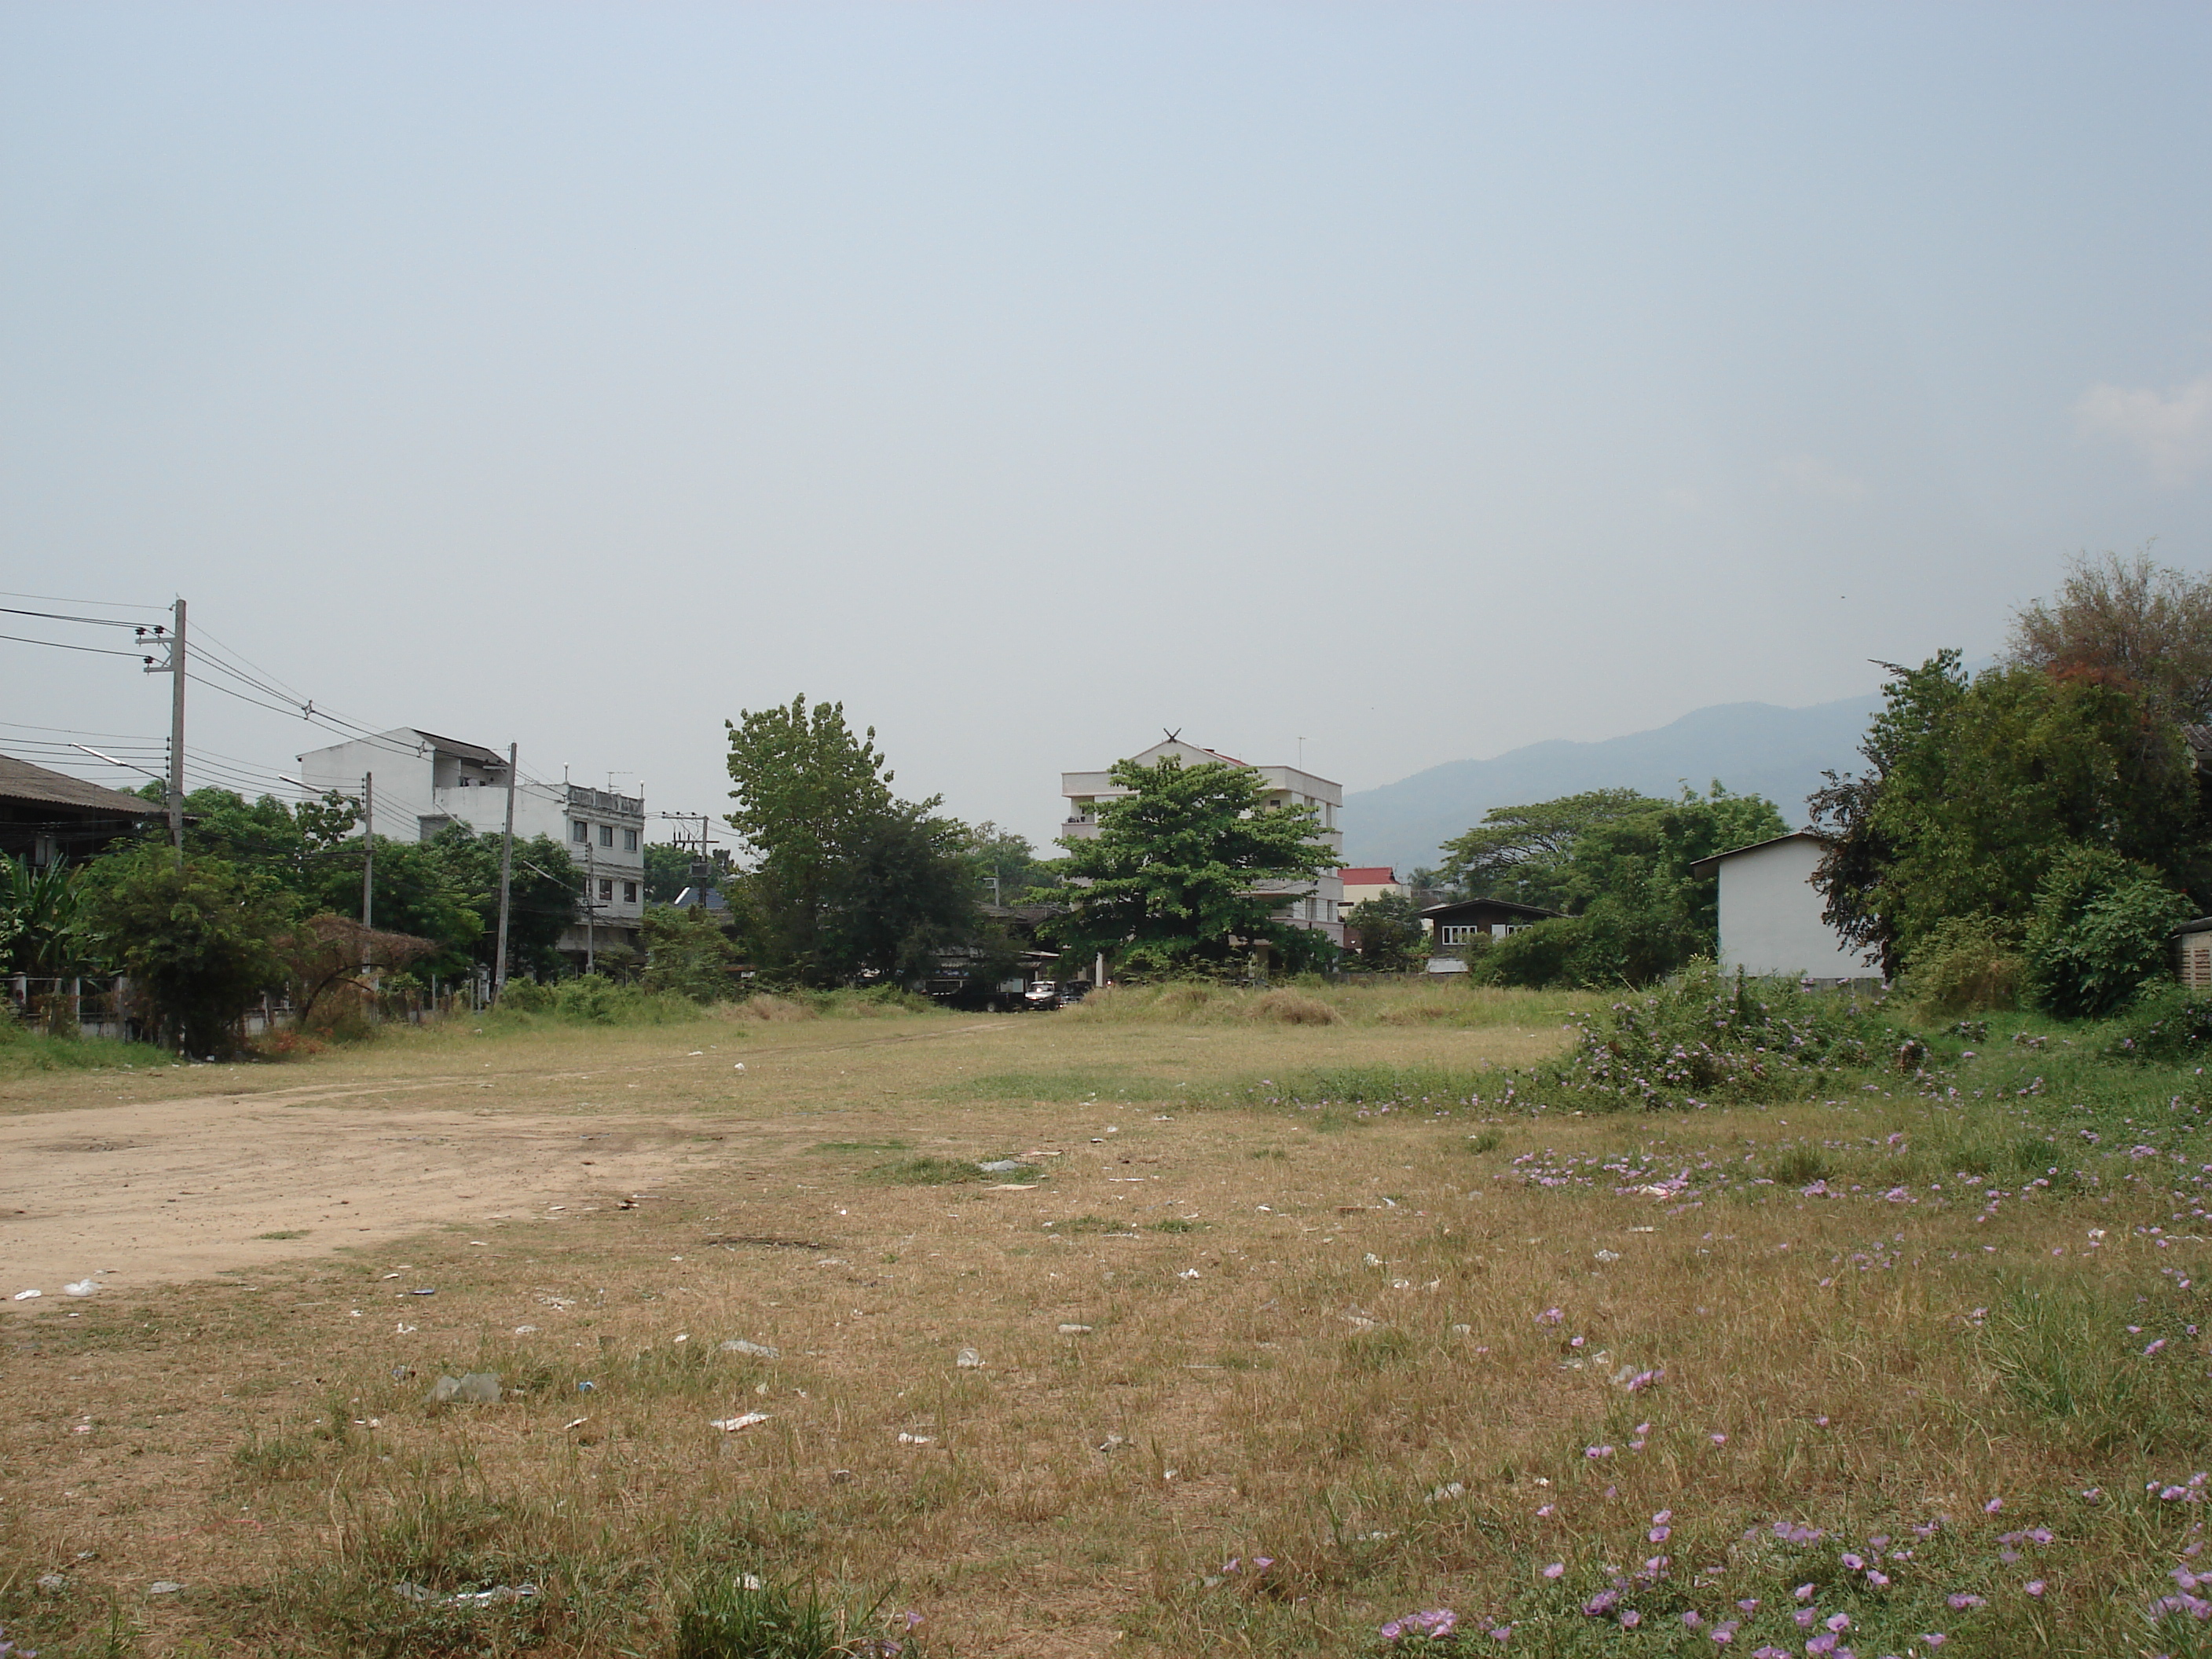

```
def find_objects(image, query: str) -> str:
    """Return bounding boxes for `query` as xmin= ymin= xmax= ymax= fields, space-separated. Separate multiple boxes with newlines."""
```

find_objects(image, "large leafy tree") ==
xmin=1045 ymin=753 xmax=1339 ymax=977
xmin=723 ymin=694 xmax=980 ymax=986
xmin=0 ymin=855 xmax=101 ymax=976
xmin=1811 ymin=650 xmax=2203 ymax=977
xmin=2006 ymin=549 xmax=2212 ymax=725
xmin=81 ymin=846 xmax=294 ymax=1056
xmin=1459 ymin=786 xmax=1788 ymax=988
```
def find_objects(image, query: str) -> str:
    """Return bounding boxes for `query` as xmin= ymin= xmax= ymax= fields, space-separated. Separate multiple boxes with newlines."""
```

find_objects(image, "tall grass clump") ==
xmin=1529 ymin=961 xmax=1896 ymax=1111
xmin=676 ymin=1577 xmax=908 ymax=1659
xmin=494 ymin=978 xmax=703 ymax=1025
xmin=2109 ymin=983 xmax=2212 ymax=1064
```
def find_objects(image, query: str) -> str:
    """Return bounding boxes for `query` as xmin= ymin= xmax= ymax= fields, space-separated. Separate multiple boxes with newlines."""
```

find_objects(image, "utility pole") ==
xmin=493 ymin=742 xmax=517 ymax=1002
xmin=137 ymin=599 xmax=187 ymax=867
xmin=361 ymin=771 xmax=375 ymax=928
xmin=584 ymin=825 xmax=597 ymax=974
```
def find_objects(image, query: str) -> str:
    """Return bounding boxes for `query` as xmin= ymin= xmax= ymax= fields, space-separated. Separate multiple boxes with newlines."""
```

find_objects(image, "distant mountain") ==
xmin=1342 ymin=692 xmax=1883 ymax=875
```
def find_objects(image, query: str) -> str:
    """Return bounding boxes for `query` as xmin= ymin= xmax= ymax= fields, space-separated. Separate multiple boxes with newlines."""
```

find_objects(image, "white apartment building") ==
xmin=296 ymin=728 xmax=646 ymax=963
xmin=1060 ymin=738 xmax=1345 ymax=946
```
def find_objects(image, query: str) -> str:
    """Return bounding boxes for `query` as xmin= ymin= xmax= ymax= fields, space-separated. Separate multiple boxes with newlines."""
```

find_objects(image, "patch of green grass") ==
xmin=1225 ymin=1065 xmax=1490 ymax=1114
xmin=255 ymin=1229 xmax=309 ymax=1240
xmin=676 ymin=1575 xmax=898 ymax=1659
xmin=811 ymin=1139 xmax=910 ymax=1154
xmin=1248 ymin=1144 xmax=1288 ymax=1160
xmin=1044 ymin=1215 xmax=1117 ymax=1235
xmin=1463 ymin=1130 xmax=1501 ymax=1154
xmin=0 ymin=1025 xmax=175 ymax=1074
xmin=1148 ymin=1218 xmax=1199 ymax=1233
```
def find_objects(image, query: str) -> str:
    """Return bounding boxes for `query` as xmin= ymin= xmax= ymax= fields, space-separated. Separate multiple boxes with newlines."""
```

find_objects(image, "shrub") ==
xmin=2023 ymin=846 xmax=2192 ymax=1020
xmin=1529 ymin=961 xmax=1891 ymax=1111
xmin=1903 ymin=914 xmax=2023 ymax=1015
xmin=2109 ymin=982 xmax=2212 ymax=1062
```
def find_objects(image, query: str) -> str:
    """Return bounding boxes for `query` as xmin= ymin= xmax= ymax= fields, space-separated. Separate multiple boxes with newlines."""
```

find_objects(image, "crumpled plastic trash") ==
xmin=426 ymin=1373 xmax=502 ymax=1404
xmin=976 ymin=1159 xmax=1027 ymax=1174
xmin=36 ymin=1571 xmax=68 ymax=1591
xmin=1057 ymin=1324 xmax=1092 ymax=1335
xmin=148 ymin=1580 xmax=184 ymax=1595
xmin=710 ymin=1412 xmax=771 ymax=1432
xmin=395 ymin=1581 xmax=540 ymax=1606
xmin=12 ymin=1288 xmax=40 ymax=1301
xmin=955 ymin=1348 xmax=983 ymax=1368
xmin=63 ymin=1280 xmax=97 ymax=1298
xmin=719 ymin=1339 xmax=779 ymax=1358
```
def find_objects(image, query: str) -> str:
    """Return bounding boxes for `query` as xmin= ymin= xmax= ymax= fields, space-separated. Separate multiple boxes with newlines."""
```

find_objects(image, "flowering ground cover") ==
xmin=3 ymin=983 xmax=2211 ymax=1656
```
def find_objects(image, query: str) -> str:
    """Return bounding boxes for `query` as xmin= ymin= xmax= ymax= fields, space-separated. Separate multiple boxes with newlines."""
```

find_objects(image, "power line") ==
xmin=0 ymin=605 xmax=139 ymax=629
xmin=0 ymin=589 xmax=166 ymax=613
xmin=0 ymin=631 xmax=150 ymax=659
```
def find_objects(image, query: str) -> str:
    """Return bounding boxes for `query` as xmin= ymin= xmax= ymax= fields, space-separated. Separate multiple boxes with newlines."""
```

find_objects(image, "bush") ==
xmin=491 ymin=976 xmax=699 ymax=1025
xmin=2108 ymin=982 xmax=2212 ymax=1062
xmin=2023 ymin=846 xmax=2192 ymax=1020
xmin=1529 ymin=961 xmax=1891 ymax=1111
xmin=1903 ymin=914 xmax=2023 ymax=1015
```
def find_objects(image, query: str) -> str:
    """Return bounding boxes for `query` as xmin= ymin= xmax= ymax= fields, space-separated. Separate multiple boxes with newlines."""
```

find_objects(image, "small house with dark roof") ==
xmin=1419 ymin=895 xmax=1566 ymax=946
xmin=0 ymin=753 xmax=157 ymax=867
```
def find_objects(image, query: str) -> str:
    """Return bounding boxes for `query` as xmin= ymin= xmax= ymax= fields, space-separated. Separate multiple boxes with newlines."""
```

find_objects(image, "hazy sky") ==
xmin=5 ymin=2 xmax=2209 ymax=851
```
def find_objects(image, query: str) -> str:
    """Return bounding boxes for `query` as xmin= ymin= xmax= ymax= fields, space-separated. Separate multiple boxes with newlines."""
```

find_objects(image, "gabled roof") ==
xmin=1420 ymin=896 xmax=1566 ymax=923
xmin=0 ymin=753 xmax=159 ymax=816
xmin=1686 ymin=829 xmax=1828 ymax=877
xmin=1339 ymin=866 xmax=1397 ymax=884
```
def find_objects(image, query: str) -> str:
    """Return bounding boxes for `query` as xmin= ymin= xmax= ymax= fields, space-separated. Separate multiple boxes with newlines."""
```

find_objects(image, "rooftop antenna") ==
xmin=1297 ymin=735 xmax=1306 ymax=768
xmin=1163 ymin=727 xmax=1181 ymax=744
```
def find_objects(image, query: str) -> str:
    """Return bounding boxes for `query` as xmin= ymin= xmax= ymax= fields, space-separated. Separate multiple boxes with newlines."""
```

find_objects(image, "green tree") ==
xmin=639 ymin=905 xmax=742 ymax=1001
xmin=722 ymin=695 xmax=987 ymax=987
xmin=81 ymin=847 xmax=293 ymax=1056
xmin=1438 ymin=789 xmax=1672 ymax=910
xmin=1044 ymin=753 xmax=1338 ymax=979
xmin=1440 ymin=785 xmax=1786 ymax=987
xmin=724 ymin=695 xmax=903 ymax=983
xmin=1345 ymin=890 xmax=1427 ymax=972
xmin=967 ymin=822 xmax=1061 ymax=902
xmin=1811 ymin=652 xmax=2203 ymax=976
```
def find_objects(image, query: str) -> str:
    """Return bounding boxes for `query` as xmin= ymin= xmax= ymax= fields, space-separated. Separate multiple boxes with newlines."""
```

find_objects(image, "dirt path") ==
xmin=0 ymin=1090 xmax=759 ymax=1296
xmin=0 ymin=1019 xmax=1029 ymax=1298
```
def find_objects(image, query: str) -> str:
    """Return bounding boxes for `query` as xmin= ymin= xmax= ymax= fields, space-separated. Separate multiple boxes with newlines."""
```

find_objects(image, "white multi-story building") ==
xmin=1060 ymin=738 xmax=1345 ymax=946
xmin=296 ymin=728 xmax=645 ymax=963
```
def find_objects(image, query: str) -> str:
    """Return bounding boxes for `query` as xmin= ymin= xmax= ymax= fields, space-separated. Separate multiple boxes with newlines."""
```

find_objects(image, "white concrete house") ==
xmin=1687 ymin=830 xmax=1873 ymax=982
xmin=297 ymin=728 xmax=646 ymax=963
xmin=1060 ymin=738 xmax=1345 ymax=945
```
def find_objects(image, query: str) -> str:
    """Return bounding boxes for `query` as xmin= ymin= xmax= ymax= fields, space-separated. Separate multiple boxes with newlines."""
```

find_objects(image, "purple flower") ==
xmin=1945 ymin=1594 xmax=1985 ymax=1612
xmin=1738 ymin=1599 xmax=1761 ymax=1613
xmin=1984 ymin=1498 xmax=2003 ymax=1514
xmin=1581 ymin=1590 xmax=1619 ymax=1617
xmin=1826 ymin=1613 xmax=1851 ymax=1632
xmin=1651 ymin=1526 xmax=1673 ymax=1544
xmin=2025 ymin=1580 xmax=2045 ymax=1597
xmin=1921 ymin=1637 xmax=1946 ymax=1649
xmin=1795 ymin=1584 xmax=1817 ymax=1602
xmin=1542 ymin=1562 xmax=1564 ymax=1580
xmin=1841 ymin=1554 xmax=1865 ymax=1570
xmin=1621 ymin=1610 xmax=1641 ymax=1628
xmin=1683 ymin=1610 xmax=1703 ymax=1628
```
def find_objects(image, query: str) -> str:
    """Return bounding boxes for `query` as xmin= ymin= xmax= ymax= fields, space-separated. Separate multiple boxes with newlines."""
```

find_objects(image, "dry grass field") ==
xmin=4 ymin=981 xmax=2211 ymax=1657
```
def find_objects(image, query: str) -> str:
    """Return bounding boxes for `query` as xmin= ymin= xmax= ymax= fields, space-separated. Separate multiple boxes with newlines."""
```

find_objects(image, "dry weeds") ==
xmin=1 ymin=991 xmax=2207 ymax=1657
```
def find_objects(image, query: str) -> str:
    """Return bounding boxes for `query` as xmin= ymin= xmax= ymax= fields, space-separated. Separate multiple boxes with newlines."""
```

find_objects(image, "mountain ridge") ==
xmin=1341 ymin=691 xmax=1882 ymax=875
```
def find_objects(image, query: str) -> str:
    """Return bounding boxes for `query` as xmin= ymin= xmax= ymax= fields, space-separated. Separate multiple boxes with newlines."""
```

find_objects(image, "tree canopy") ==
xmin=1810 ymin=650 xmax=2203 ymax=976
xmin=1044 ymin=753 xmax=1339 ymax=978
xmin=723 ymin=694 xmax=981 ymax=987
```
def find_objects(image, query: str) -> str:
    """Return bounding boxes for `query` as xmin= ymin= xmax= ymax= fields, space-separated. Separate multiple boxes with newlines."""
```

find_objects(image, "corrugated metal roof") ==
xmin=0 ymin=753 xmax=159 ymax=815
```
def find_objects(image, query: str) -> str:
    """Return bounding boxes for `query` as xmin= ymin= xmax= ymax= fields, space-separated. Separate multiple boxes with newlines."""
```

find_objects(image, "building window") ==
xmin=570 ymin=821 xmax=588 ymax=842
xmin=622 ymin=827 xmax=638 ymax=851
xmin=598 ymin=823 xmax=614 ymax=847
xmin=623 ymin=881 xmax=638 ymax=903
xmin=598 ymin=878 xmax=614 ymax=902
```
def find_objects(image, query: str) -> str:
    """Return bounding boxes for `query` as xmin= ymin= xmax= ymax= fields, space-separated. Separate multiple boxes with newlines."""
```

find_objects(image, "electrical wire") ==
xmin=0 ymin=632 xmax=151 ymax=659
xmin=0 ymin=606 xmax=140 ymax=629
xmin=0 ymin=590 xmax=167 ymax=613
